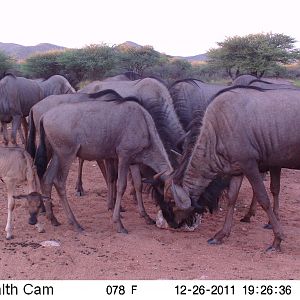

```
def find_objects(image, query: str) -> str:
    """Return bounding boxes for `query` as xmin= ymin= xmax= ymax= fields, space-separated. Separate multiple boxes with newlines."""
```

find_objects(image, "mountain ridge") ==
xmin=0 ymin=41 xmax=207 ymax=62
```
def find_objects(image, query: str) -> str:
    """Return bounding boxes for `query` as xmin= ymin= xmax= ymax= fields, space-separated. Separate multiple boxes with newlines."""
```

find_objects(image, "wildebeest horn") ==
xmin=171 ymin=182 xmax=191 ymax=210
xmin=171 ymin=149 xmax=182 ymax=157
xmin=153 ymin=170 xmax=167 ymax=181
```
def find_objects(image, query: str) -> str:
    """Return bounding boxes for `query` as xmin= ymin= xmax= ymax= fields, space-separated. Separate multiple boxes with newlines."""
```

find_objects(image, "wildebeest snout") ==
xmin=28 ymin=213 xmax=38 ymax=225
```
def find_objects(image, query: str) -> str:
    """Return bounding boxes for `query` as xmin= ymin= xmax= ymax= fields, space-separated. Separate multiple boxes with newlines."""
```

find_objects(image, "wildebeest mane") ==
xmin=209 ymin=85 xmax=266 ymax=103
xmin=169 ymin=78 xmax=204 ymax=89
xmin=123 ymin=71 xmax=143 ymax=80
xmin=249 ymin=78 xmax=272 ymax=85
xmin=88 ymin=89 xmax=124 ymax=100
xmin=102 ymin=93 xmax=179 ymax=164
xmin=1 ymin=72 xmax=16 ymax=80
xmin=194 ymin=175 xmax=231 ymax=214
xmin=172 ymin=109 xmax=204 ymax=185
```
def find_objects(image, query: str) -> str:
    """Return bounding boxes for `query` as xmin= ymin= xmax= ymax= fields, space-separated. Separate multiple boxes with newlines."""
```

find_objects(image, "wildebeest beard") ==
xmin=193 ymin=175 xmax=231 ymax=214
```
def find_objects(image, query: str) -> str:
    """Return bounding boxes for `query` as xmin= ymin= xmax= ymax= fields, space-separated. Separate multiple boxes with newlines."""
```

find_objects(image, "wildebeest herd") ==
xmin=0 ymin=72 xmax=299 ymax=252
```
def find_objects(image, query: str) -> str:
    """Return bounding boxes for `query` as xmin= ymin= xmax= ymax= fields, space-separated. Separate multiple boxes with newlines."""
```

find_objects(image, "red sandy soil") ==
xmin=0 ymin=160 xmax=299 ymax=280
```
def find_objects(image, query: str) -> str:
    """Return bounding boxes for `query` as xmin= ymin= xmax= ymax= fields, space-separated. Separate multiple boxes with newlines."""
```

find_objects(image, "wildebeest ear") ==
xmin=171 ymin=182 xmax=191 ymax=210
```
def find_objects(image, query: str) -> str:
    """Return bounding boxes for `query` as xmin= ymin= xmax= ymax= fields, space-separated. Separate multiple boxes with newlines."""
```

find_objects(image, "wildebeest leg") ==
xmin=5 ymin=180 xmax=16 ymax=239
xmin=1 ymin=122 xmax=9 ymax=146
xmin=98 ymin=160 xmax=107 ymax=186
xmin=41 ymin=155 xmax=61 ymax=226
xmin=75 ymin=158 xmax=85 ymax=196
xmin=105 ymin=159 xmax=117 ymax=210
xmin=53 ymin=155 xmax=83 ymax=232
xmin=240 ymin=172 xmax=266 ymax=223
xmin=112 ymin=157 xmax=129 ymax=233
xmin=129 ymin=165 xmax=155 ymax=225
xmin=128 ymin=171 xmax=138 ymax=204
xmin=243 ymin=162 xmax=284 ymax=251
xmin=20 ymin=117 xmax=28 ymax=145
xmin=264 ymin=167 xmax=281 ymax=229
xmin=208 ymin=176 xmax=243 ymax=245
xmin=11 ymin=115 xmax=22 ymax=145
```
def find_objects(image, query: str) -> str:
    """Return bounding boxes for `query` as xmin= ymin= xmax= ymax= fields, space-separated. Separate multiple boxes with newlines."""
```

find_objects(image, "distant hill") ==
xmin=0 ymin=40 xmax=207 ymax=62
xmin=117 ymin=41 xmax=208 ymax=62
xmin=0 ymin=42 xmax=65 ymax=60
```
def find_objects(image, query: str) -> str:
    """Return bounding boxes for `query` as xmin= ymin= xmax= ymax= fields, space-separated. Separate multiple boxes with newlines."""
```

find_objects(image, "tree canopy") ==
xmin=0 ymin=51 xmax=15 ymax=77
xmin=207 ymin=33 xmax=300 ymax=78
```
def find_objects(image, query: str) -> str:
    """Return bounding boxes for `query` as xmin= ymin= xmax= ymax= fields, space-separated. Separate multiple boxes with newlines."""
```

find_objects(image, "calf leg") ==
xmin=208 ymin=176 xmax=243 ymax=244
xmin=129 ymin=165 xmax=155 ymax=225
xmin=5 ymin=181 xmax=16 ymax=239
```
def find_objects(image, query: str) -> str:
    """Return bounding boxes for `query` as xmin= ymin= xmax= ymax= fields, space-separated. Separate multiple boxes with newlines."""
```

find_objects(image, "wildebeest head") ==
xmin=13 ymin=192 xmax=49 ymax=225
xmin=145 ymin=173 xmax=196 ymax=229
xmin=148 ymin=173 xmax=231 ymax=229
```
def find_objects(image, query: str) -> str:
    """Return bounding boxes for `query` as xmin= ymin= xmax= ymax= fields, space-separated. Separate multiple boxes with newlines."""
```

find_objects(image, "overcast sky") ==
xmin=1 ymin=0 xmax=300 ymax=56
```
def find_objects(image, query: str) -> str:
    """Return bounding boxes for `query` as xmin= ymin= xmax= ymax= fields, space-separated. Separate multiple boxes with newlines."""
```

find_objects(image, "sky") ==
xmin=1 ymin=0 xmax=300 ymax=56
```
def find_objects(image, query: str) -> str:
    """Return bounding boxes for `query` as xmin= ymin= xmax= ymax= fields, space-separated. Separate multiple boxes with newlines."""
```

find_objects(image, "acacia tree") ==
xmin=207 ymin=33 xmax=300 ymax=78
xmin=117 ymin=45 xmax=161 ymax=75
xmin=23 ymin=51 xmax=63 ymax=78
xmin=0 ymin=51 xmax=15 ymax=77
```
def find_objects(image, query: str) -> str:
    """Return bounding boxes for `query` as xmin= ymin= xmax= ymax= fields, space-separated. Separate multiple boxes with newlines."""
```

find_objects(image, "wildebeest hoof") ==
xmin=120 ymin=206 xmax=126 ymax=212
xmin=76 ymin=190 xmax=84 ymax=197
xmin=207 ymin=238 xmax=222 ymax=245
xmin=240 ymin=216 xmax=251 ymax=223
xmin=117 ymin=226 xmax=128 ymax=234
xmin=75 ymin=225 xmax=84 ymax=232
xmin=51 ymin=219 xmax=61 ymax=226
xmin=263 ymin=223 xmax=273 ymax=230
xmin=145 ymin=216 xmax=156 ymax=225
xmin=266 ymin=245 xmax=281 ymax=252
xmin=6 ymin=235 xmax=14 ymax=240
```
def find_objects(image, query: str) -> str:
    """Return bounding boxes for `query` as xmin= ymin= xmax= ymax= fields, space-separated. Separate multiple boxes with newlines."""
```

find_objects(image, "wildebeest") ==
xmin=169 ymin=79 xmax=228 ymax=131
xmin=0 ymin=74 xmax=75 ymax=145
xmin=231 ymin=74 xmax=258 ymax=85
xmin=163 ymin=86 xmax=300 ymax=251
xmin=78 ymin=77 xmax=186 ymax=208
xmin=34 ymin=91 xmax=188 ymax=234
xmin=0 ymin=146 xmax=46 ymax=239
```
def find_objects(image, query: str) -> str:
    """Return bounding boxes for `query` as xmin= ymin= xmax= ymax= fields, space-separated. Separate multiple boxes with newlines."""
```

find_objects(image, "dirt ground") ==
xmin=0 ymin=159 xmax=299 ymax=280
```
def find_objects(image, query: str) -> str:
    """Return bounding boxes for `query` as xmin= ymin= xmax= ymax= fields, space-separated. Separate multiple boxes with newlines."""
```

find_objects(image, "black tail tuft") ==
xmin=35 ymin=119 xmax=48 ymax=179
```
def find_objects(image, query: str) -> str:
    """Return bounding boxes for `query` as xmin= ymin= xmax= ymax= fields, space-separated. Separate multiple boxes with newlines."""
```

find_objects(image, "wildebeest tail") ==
xmin=26 ymin=110 xmax=36 ymax=158
xmin=35 ymin=118 xmax=48 ymax=179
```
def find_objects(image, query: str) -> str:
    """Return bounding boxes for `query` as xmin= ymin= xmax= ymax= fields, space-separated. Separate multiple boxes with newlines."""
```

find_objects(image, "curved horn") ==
xmin=171 ymin=182 xmax=191 ymax=210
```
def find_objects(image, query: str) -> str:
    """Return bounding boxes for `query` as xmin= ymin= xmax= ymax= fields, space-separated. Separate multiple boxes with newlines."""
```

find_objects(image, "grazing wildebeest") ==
xmin=78 ymin=77 xmax=186 ymax=201
xmin=0 ymin=146 xmax=46 ymax=239
xmin=162 ymin=86 xmax=300 ymax=251
xmin=34 ymin=91 xmax=189 ymax=234
xmin=0 ymin=74 xmax=75 ymax=145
